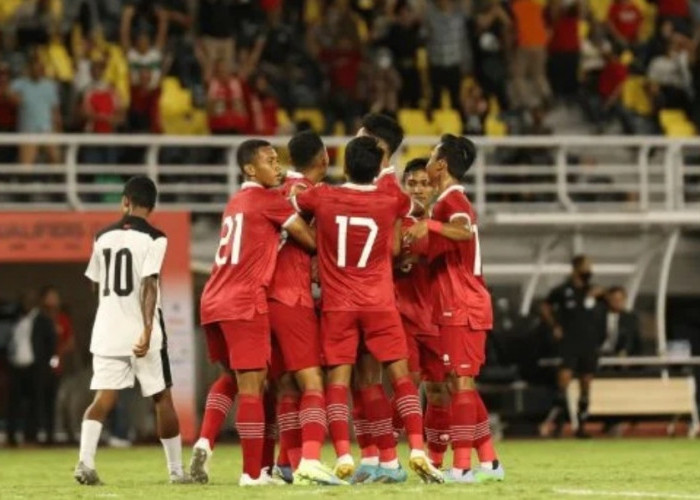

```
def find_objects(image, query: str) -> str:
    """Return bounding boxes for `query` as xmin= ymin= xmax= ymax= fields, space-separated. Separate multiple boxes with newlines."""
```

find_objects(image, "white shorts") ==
xmin=90 ymin=348 xmax=172 ymax=397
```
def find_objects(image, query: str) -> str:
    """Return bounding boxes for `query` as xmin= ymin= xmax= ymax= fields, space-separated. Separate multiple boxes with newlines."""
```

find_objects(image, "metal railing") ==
xmin=2 ymin=134 xmax=700 ymax=215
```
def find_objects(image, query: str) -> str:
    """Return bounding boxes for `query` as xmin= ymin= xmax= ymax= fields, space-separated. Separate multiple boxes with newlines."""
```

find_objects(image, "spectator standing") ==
xmin=606 ymin=0 xmax=644 ymax=50
xmin=511 ymin=0 xmax=552 ymax=110
xmin=247 ymin=73 xmax=279 ymax=136
xmin=547 ymin=0 xmax=582 ymax=104
xmin=7 ymin=291 xmax=57 ymax=446
xmin=647 ymin=35 xmax=694 ymax=111
xmin=592 ymin=45 xmax=634 ymax=133
xmin=421 ymin=0 xmax=471 ymax=110
xmin=461 ymin=80 xmax=489 ymax=134
xmin=365 ymin=48 xmax=402 ymax=117
xmin=539 ymin=255 xmax=605 ymax=439
xmin=319 ymin=35 xmax=364 ymax=134
xmin=4 ymin=0 xmax=56 ymax=49
xmin=599 ymin=287 xmax=641 ymax=357
xmin=120 ymin=0 xmax=168 ymax=51
xmin=0 ymin=64 xmax=17 ymax=163
xmin=128 ymin=68 xmax=161 ymax=133
xmin=127 ymin=33 xmax=163 ymax=90
xmin=81 ymin=60 xmax=124 ymax=165
xmin=654 ymin=0 xmax=692 ymax=35
xmin=380 ymin=0 xmax=423 ymax=108
xmin=206 ymin=59 xmax=250 ymax=135
xmin=10 ymin=56 xmax=61 ymax=166
xmin=473 ymin=0 xmax=512 ymax=110
xmin=196 ymin=0 xmax=236 ymax=78
xmin=39 ymin=286 xmax=76 ymax=445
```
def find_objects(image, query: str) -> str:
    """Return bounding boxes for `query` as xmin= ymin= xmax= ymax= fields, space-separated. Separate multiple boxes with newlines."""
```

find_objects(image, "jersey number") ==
xmin=335 ymin=216 xmax=378 ymax=268
xmin=102 ymin=248 xmax=134 ymax=297
xmin=216 ymin=213 xmax=243 ymax=266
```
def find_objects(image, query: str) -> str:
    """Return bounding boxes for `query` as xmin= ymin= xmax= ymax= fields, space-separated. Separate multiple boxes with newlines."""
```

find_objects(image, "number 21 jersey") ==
xmin=200 ymin=182 xmax=298 ymax=325
xmin=293 ymin=183 xmax=411 ymax=312
xmin=85 ymin=215 xmax=167 ymax=357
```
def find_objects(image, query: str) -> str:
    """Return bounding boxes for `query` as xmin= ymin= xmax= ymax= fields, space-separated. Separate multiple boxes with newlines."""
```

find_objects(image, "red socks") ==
xmin=425 ymin=402 xmax=451 ymax=467
xmin=361 ymin=384 xmax=397 ymax=462
xmin=353 ymin=388 xmax=379 ymax=459
xmin=200 ymin=374 xmax=237 ymax=448
xmin=325 ymin=384 xmax=351 ymax=458
xmin=263 ymin=389 xmax=277 ymax=471
xmin=299 ymin=390 xmax=326 ymax=461
xmin=392 ymin=376 xmax=424 ymax=451
xmin=451 ymin=390 xmax=477 ymax=470
xmin=474 ymin=391 xmax=497 ymax=463
xmin=236 ymin=394 xmax=265 ymax=479
xmin=276 ymin=395 xmax=302 ymax=469
xmin=391 ymin=396 xmax=405 ymax=437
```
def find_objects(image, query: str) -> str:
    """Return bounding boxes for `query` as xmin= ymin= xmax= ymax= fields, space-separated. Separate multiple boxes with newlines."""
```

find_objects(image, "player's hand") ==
xmin=133 ymin=331 xmax=151 ymax=358
xmin=403 ymin=220 xmax=428 ymax=243
xmin=552 ymin=325 xmax=564 ymax=341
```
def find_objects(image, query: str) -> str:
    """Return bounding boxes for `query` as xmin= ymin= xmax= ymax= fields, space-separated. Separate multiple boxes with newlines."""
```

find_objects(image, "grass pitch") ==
xmin=1 ymin=440 xmax=699 ymax=500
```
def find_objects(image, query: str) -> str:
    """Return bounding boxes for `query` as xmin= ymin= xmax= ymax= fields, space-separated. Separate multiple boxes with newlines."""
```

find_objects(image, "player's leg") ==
xmin=364 ymin=311 xmax=442 ymax=484
xmin=576 ymin=368 xmax=595 ymax=439
xmin=273 ymin=372 xmax=302 ymax=480
xmin=235 ymin=367 xmax=269 ymax=484
xmin=75 ymin=355 xmax=133 ymax=485
xmin=392 ymin=324 xmax=422 ymax=438
xmin=190 ymin=324 xmax=239 ymax=483
xmin=542 ymin=364 xmax=574 ymax=438
xmin=353 ymin=353 xmax=381 ymax=468
xmin=421 ymin=335 xmax=451 ymax=469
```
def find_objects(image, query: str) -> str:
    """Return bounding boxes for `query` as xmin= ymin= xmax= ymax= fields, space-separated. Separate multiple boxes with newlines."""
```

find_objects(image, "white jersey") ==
xmin=85 ymin=215 xmax=167 ymax=357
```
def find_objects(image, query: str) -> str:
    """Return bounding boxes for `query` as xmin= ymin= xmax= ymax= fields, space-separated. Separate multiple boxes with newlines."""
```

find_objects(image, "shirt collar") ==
xmin=437 ymin=184 xmax=465 ymax=202
xmin=241 ymin=181 xmax=264 ymax=190
xmin=377 ymin=165 xmax=395 ymax=179
xmin=286 ymin=170 xmax=304 ymax=179
xmin=342 ymin=183 xmax=377 ymax=191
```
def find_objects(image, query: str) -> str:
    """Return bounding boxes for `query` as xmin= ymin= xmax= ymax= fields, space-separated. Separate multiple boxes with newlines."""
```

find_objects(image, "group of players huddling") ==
xmin=73 ymin=113 xmax=504 ymax=487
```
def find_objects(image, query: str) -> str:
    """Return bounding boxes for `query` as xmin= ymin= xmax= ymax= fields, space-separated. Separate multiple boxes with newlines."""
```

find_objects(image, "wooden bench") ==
xmin=567 ymin=377 xmax=699 ymax=437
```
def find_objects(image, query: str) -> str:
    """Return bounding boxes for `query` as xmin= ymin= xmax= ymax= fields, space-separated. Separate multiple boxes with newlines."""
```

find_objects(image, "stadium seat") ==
xmin=622 ymin=76 xmax=652 ymax=116
xmin=659 ymin=109 xmax=696 ymax=137
xmin=398 ymin=109 xmax=436 ymax=160
xmin=485 ymin=114 xmax=507 ymax=136
xmin=276 ymin=109 xmax=291 ymax=128
xmin=0 ymin=0 xmax=23 ymax=22
xmin=433 ymin=109 xmax=462 ymax=135
xmin=293 ymin=108 xmax=325 ymax=133
xmin=40 ymin=37 xmax=74 ymax=82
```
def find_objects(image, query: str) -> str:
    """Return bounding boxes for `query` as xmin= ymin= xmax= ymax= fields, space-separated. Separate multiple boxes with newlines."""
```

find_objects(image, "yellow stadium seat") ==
xmin=433 ymin=109 xmax=462 ymax=135
xmin=416 ymin=48 xmax=428 ymax=72
xmin=622 ymin=76 xmax=652 ymax=116
xmin=293 ymin=108 xmax=325 ymax=133
xmin=276 ymin=109 xmax=291 ymax=128
xmin=588 ymin=0 xmax=611 ymax=23
xmin=0 ymin=0 xmax=23 ymax=22
xmin=485 ymin=114 xmax=507 ymax=136
xmin=41 ymin=38 xmax=74 ymax=82
xmin=579 ymin=20 xmax=590 ymax=41
xmin=659 ymin=109 xmax=696 ymax=137
xmin=398 ymin=109 xmax=438 ymax=136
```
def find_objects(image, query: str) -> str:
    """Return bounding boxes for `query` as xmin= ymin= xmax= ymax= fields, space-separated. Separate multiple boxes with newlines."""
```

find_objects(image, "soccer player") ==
xmin=266 ymin=131 xmax=342 ymax=485
xmin=292 ymin=136 xmax=443 ymax=484
xmin=405 ymin=134 xmax=505 ymax=483
xmin=346 ymin=113 xmax=407 ymax=481
xmin=395 ymin=158 xmax=451 ymax=469
xmin=75 ymin=176 xmax=188 ymax=485
xmin=192 ymin=139 xmax=316 ymax=486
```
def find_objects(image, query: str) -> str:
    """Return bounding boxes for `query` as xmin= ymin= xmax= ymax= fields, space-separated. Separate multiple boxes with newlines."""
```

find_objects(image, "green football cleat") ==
xmin=473 ymin=462 xmax=505 ymax=483
xmin=409 ymin=453 xmax=444 ymax=484
xmin=293 ymin=460 xmax=348 ymax=486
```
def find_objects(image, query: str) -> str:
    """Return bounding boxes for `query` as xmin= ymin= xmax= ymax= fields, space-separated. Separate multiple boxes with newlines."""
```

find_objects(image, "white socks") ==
xmin=480 ymin=461 xmax=493 ymax=470
xmin=360 ymin=456 xmax=379 ymax=466
xmin=194 ymin=437 xmax=212 ymax=454
xmin=79 ymin=420 xmax=103 ymax=469
xmin=380 ymin=458 xmax=399 ymax=470
xmin=160 ymin=434 xmax=184 ymax=476
xmin=336 ymin=454 xmax=354 ymax=466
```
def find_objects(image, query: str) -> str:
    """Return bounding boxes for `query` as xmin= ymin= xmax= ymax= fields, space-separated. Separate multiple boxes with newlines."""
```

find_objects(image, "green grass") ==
xmin=2 ymin=440 xmax=700 ymax=499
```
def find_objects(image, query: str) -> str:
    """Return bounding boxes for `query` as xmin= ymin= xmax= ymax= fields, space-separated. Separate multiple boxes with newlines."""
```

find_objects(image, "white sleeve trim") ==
xmin=406 ymin=198 xmax=419 ymax=217
xmin=290 ymin=195 xmax=301 ymax=213
xmin=282 ymin=212 xmax=299 ymax=229
xmin=449 ymin=212 xmax=472 ymax=228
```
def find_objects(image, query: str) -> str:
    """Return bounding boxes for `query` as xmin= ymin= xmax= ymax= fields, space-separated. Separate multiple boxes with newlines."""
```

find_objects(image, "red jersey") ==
xmin=608 ymin=2 xmax=643 ymax=42
xmin=200 ymin=182 xmax=298 ymax=324
xmin=268 ymin=171 xmax=314 ymax=308
xmin=428 ymin=185 xmax=493 ymax=329
xmin=395 ymin=216 xmax=438 ymax=335
xmin=207 ymin=76 xmax=250 ymax=132
xmin=293 ymin=182 xmax=412 ymax=312
xmin=84 ymin=84 xmax=120 ymax=133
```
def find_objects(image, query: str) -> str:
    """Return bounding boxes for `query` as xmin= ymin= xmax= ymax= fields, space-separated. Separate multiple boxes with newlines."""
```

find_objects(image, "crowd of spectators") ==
xmin=0 ymin=0 xmax=699 ymax=167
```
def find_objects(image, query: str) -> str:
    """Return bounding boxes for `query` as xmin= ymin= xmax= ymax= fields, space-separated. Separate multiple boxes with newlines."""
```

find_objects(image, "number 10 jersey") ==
xmin=85 ymin=215 xmax=168 ymax=357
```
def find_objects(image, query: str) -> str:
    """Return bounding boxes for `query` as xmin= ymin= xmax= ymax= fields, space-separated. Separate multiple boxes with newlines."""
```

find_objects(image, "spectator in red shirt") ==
xmin=548 ymin=0 xmax=582 ymax=103
xmin=607 ymin=0 xmax=644 ymax=48
xmin=128 ymin=67 xmax=161 ymax=133
xmin=247 ymin=72 xmax=279 ymax=136
xmin=319 ymin=35 xmax=364 ymax=134
xmin=655 ymin=0 xmax=692 ymax=35
xmin=206 ymin=58 xmax=250 ymax=135
xmin=81 ymin=60 xmax=124 ymax=166
xmin=587 ymin=45 xmax=634 ymax=133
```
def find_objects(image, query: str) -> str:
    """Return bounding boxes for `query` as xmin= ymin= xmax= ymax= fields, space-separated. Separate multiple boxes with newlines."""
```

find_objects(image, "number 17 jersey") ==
xmin=200 ymin=182 xmax=298 ymax=325
xmin=292 ymin=183 xmax=412 ymax=312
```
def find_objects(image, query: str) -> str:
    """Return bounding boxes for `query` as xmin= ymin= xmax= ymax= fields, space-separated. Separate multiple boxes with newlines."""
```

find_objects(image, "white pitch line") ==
xmin=554 ymin=488 xmax=700 ymax=500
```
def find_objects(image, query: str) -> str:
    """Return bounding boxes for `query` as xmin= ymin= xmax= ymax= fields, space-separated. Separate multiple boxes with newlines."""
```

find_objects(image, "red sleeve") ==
xmin=394 ymin=189 xmax=412 ymax=219
xmin=440 ymin=192 xmax=474 ymax=227
xmin=292 ymin=185 xmax=320 ymax=214
xmin=262 ymin=190 xmax=298 ymax=228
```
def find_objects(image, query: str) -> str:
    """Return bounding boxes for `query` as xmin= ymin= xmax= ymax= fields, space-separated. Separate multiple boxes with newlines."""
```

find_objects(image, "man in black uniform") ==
xmin=539 ymin=255 xmax=604 ymax=438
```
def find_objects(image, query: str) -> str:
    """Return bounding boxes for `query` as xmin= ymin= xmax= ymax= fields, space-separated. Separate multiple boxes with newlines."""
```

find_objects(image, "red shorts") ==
xmin=403 ymin=318 xmax=444 ymax=382
xmin=268 ymin=300 xmax=322 ymax=373
xmin=268 ymin=335 xmax=286 ymax=381
xmin=321 ymin=310 xmax=408 ymax=366
xmin=204 ymin=313 xmax=270 ymax=371
xmin=439 ymin=325 xmax=487 ymax=377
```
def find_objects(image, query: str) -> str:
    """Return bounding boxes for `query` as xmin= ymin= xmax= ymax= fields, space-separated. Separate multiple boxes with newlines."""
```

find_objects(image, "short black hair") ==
xmin=345 ymin=136 xmax=383 ymax=184
xmin=288 ymin=130 xmax=324 ymax=171
xmin=361 ymin=113 xmax=404 ymax=155
xmin=572 ymin=254 xmax=588 ymax=268
xmin=435 ymin=134 xmax=476 ymax=180
xmin=237 ymin=139 xmax=271 ymax=172
xmin=402 ymin=157 xmax=428 ymax=183
xmin=123 ymin=176 xmax=157 ymax=210
xmin=39 ymin=285 xmax=57 ymax=300
xmin=607 ymin=285 xmax=627 ymax=296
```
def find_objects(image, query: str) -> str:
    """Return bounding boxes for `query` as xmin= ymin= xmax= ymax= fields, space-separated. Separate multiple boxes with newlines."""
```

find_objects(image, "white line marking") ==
xmin=555 ymin=488 xmax=700 ymax=499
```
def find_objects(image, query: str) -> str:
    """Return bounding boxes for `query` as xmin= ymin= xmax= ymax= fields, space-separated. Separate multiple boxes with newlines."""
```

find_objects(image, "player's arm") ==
xmin=540 ymin=289 xmax=563 ymax=341
xmin=133 ymin=275 xmax=158 ymax=357
xmin=393 ymin=219 xmax=403 ymax=257
xmin=84 ymin=241 xmax=101 ymax=294
xmin=404 ymin=216 xmax=473 ymax=243
xmin=284 ymin=215 xmax=316 ymax=252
